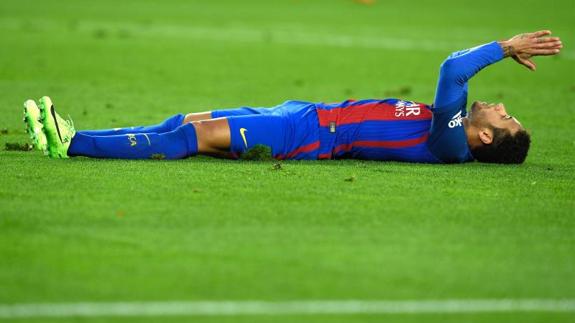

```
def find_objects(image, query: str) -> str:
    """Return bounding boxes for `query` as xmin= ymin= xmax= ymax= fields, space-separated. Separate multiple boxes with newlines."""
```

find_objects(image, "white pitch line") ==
xmin=1 ymin=299 xmax=575 ymax=319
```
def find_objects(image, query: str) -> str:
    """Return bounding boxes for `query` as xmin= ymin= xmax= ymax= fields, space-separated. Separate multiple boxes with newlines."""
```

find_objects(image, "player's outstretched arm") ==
xmin=498 ymin=30 xmax=562 ymax=71
xmin=434 ymin=30 xmax=563 ymax=109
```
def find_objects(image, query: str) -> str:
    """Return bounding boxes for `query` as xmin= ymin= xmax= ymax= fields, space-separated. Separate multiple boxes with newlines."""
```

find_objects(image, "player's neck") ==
xmin=463 ymin=118 xmax=482 ymax=149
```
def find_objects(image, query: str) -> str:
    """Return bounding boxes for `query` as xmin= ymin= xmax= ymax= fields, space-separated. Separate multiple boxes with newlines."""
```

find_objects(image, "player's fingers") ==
xmin=530 ymin=48 xmax=561 ymax=55
xmin=513 ymin=56 xmax=534 ymax=71
xmin=533 ymin=41 xmax=563 ymax=49
xmin=531 ymin=30 xmax=552 ymax=38
xmin=521 ymin=58 xmax=536 ymax=71
xmin=535 ymin=36 xmax=560 ymax=43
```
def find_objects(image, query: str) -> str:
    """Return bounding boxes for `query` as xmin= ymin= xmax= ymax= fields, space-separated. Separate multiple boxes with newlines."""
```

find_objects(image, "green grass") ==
xmin=1 ymin=0 xmax=574 ymax=322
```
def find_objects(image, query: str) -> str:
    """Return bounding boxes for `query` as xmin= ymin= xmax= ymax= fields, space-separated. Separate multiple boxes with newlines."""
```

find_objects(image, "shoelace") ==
xmin=66 ymin=114 xmax=75 ymax=133
xmin=59 ymin=115 xmax=76 ymax=143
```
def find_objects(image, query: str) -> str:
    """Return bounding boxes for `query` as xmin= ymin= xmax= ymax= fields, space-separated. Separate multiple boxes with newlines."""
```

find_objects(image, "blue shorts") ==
xmin=211 ymin=100 xmax=320 ymax=160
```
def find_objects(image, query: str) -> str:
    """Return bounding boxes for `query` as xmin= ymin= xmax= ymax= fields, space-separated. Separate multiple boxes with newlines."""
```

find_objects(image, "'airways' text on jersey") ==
xmin=394 ymin=100 xmax=422 ymax=118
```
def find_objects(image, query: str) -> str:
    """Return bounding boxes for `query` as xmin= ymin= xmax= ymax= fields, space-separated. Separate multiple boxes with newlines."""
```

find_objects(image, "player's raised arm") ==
xmin=433 ymin=41 xmax=504 ymax=110
xmin=434 ymin=30 xmax=562 ymax=110
xmin=498 ymin=30 xmax=562 ymax=71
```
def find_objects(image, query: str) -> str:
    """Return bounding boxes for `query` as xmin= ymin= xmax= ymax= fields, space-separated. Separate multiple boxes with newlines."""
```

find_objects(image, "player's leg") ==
xmin=67 ymin=124 xmax=199 ymax=159
xmin=191 ymin=118 xmax=231 ymax=154
xmin=78 ymin=114 xmax=186 ymax=136
xmin=66 ymin=114 xmax=286 ymax=160
xmin=38 ymin=96 xmax=199 ymax=159
xmin=181 ymin=107 xmax=280 ymax=158
xmin=39 ymin=96 xmax=288 ymax=159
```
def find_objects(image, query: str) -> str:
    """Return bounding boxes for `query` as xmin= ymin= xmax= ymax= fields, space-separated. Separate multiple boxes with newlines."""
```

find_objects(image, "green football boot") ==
xmin=23 ymin=99 xmax=48 ymax=152
xmin=38 ymin=96 xmax=76 ymax=158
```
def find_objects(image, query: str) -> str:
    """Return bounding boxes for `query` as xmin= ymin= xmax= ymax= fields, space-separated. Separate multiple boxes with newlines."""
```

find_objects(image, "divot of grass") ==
xmin=239 ymin=144 xmax=274 ymax=161
xmin=4 ymin=142 xmax=32 ymax=151
xmin=344 ymin=175 xmax=356 ymax=182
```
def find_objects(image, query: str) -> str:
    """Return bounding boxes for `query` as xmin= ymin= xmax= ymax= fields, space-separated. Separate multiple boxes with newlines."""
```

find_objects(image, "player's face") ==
xmin=469 ymin=101 xmax=523 ymax=134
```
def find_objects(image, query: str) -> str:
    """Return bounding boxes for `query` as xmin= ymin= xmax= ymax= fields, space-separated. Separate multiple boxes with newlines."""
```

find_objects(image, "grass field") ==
xmin=1 ymin=0 xmax=574 ymax=322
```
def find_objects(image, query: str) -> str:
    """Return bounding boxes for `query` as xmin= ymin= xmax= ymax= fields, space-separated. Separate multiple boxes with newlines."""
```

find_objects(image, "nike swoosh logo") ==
xmin=239 ymin=128 xmax=248 ymax=148
xmin=50 ymin=105 xmax=64 ymax=144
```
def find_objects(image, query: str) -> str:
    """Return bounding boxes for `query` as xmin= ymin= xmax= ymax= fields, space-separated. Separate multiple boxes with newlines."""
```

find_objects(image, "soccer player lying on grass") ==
xmin=24 ymin=30 xmax=562 ymax=164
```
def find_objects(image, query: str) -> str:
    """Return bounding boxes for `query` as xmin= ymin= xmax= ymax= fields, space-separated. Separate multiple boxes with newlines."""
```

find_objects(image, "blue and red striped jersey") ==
xmin=315 ymin=98 xmax=441 ymax=163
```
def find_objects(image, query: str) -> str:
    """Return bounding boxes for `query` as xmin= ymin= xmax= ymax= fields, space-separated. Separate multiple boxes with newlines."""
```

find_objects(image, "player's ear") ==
xmin=478 ymin=128 xmax=493 ymax=145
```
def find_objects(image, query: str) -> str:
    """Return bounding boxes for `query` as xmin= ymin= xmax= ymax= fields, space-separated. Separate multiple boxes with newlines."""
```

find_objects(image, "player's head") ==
xmin=466 ymin=101 xmax=531 ymax=164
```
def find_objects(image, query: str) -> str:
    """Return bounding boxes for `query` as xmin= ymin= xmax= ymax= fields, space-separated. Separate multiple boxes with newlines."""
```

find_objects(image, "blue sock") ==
xmin=78 ymin=114 xmax=185 ymax=136
xmin=68 ymin=123 xmax=198 ymax=159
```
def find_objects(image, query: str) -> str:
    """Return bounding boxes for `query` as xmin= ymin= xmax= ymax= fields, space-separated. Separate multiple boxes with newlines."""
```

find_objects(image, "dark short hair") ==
xmin=471 ymin=127 xmax=531 ymax=164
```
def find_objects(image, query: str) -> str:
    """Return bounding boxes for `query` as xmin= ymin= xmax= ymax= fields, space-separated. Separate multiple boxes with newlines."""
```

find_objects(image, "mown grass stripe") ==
xmin=1 ymin=18 xmax=573 ymax=59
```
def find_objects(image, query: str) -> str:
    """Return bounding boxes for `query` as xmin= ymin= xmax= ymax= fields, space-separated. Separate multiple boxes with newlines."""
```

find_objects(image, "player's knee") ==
xmin=191 ymin=119 xmax=230 ymax=152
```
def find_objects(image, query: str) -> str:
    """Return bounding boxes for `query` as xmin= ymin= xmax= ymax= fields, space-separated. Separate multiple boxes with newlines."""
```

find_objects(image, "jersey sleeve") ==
xmin=427 ymin=41 xmax=504 ymax=163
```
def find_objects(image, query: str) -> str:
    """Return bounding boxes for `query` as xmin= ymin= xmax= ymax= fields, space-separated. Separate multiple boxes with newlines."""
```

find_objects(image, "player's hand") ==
xmin=499 ymin=30 xmax=563 ymax=71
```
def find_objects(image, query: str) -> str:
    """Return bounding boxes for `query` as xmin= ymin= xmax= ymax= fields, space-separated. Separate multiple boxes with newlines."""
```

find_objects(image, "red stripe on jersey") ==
xmin=332 ymin=134 xmax=429 ymax=154
xmin=316 ymin=108 xmax=338 ymax=127
xmin=317 ymin=101 xmax=432 ymax=127
xmin=276 ymin=141 xmax=320 ymax=160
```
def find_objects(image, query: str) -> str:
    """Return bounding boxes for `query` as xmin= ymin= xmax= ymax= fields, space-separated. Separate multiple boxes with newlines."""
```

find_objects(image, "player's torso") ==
xmin=315 ymin=99 xmax=441 ymax=163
